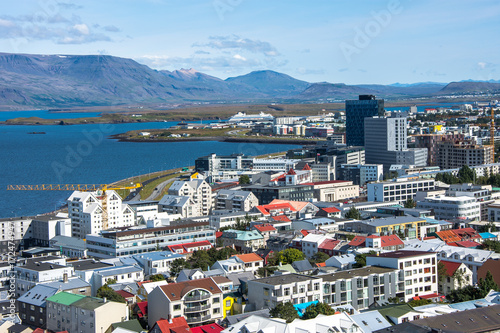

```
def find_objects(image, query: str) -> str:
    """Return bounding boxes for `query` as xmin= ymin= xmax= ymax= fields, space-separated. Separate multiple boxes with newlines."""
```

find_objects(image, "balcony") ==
xmin=184 ymin=294 xmax=211 ymax=302
xmin=186 ymin=314 xmax=211 ymax=324
xmin=184 ymin=304 xmax=211 ymax=313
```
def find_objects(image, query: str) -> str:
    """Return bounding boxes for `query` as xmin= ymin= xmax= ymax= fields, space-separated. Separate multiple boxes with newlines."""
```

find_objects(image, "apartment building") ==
xmin=0 ymin=216 xmax=32 ymax=253
xmin=417 ymin=195 xmax=481 ymax=221
xmin=367 ymin=178 xmax=435 ymax=203
xmin=366 ymin=250 xmax=438 ymax=302
xmin=437 ymin=140 xmax=494 ymax=169
xmin=214 ymin=190 xmax=259 ymax=212
xmin=338 ymin=164 xmax=384 ymax=186
xmin=14 ymin=260 xmax=74 ymax=297
xmin=158 ymin=195 xmax=197 ymax=218
xmin=46 ymin=292 xmax=128 ymax=333
xmin=168 ymin=180 xmax=213 ymax=216
xmin=148 ymin=277 xmax=225 ymax=327
xmin=85 ymin=221 xmax=216 ymax=258
xmin=27 ymin=214 xmax=71 ymax=248
xmin=219 ymin=229 xmax=265 ymax=253
xmin=67 ymin=190 xmax=135 ymax=239
xmin=344 ymin=216 xmax=428 ymax=239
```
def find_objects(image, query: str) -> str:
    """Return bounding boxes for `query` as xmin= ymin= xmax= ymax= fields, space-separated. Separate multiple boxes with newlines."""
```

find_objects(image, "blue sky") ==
xmin=0 ymin=0 xmax=498 ymax=84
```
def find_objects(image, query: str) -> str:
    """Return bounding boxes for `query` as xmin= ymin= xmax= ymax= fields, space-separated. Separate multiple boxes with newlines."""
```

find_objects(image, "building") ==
xmin=417 ymin=195 xmax=481 ymax=221
xmin=168 ymin=180 xmax=213 ymax=216
xmin=413 ymin=133 xmax=466 ymax=166
xmin=305 ymin=180 xmax=359 ymax=202
xmin=219 ymin=229 xmax=265 ymax=253
xmin=132 ymin=251 xmax=184 ymax=277
xmin=338 ymin=164 xmax=384 ymax=186
xmin=85 ymin=221 xmax=216 ymax=258
xmin=27 ymin=214 xmax=71 ymax=248
xmin=214 ymin=190 xmax=259 ymax=212
xmin=0 ymin=216 xmax=33 ymax=253
xmin=437 ymin=139 xmax=494 ymax=169
xmin=346 ymin=95 xmax=385 ymax=146
xmin=17 ymin=284 xmax=59 ymax=328
xmin=366 ymin=250 xmax=438 ymax=302
xmin=91 ymin=265 xmax=144 ymax=292
xmin=45 ymin=292 xmax=128 ymax=333
xmin=159 ymin=195 xmax=197 ymax=218
xmin=209 ymin=212 xmax=262 ymax=230
xmin=344 ymin=216 xmax=428 ymax=239
xmin=148 ymin=277 xmax=224 ymax=327
xmin=195 ymin=154 xmax=253 ymax=173
xmin=365 ymin=115 xmax=428 ymax=172
xmin=367 ymin=178 xmax=435 ymax=203
xmin=67 ymin=190 xmax=135 ymax=239
xmin=438 ymin=260 xmax=473 ymax=295
xmin=242 ymin=184 xmax=315 ymax=205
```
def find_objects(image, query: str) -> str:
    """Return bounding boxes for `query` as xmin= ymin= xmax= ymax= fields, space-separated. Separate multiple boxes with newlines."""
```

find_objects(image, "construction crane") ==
xmin=7 ymin=183 xmax=142 ymax=230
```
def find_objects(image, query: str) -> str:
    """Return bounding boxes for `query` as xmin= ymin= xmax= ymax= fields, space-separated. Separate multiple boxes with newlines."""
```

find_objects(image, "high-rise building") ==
xmin=365 ymin=115 xmax=427 ymax=172
xmin=346 ymin=95 xmax=384 ymax=146
xmin=437 ymin=139 xmax=494 ymax=169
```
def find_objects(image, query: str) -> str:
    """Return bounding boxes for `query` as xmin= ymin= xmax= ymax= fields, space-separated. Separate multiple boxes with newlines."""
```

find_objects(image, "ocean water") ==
xmin=0 ymin=121 xmax=299 ymax=218
xmin=0 ymin=110 xmax=101 ymax=121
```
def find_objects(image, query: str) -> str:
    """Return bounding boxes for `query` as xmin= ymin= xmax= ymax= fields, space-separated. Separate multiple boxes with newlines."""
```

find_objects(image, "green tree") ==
xmin=149 ymin=274 xmax=166 ymax=282
xmin=269 ymin=302 xmax=300 ymax=323
xmin=106 ymin=278 xmax=117 ymax=285
xmin=457 ymin=165 xmax=476 ymax=183
xmin=408 ymin=299 xmax=432 ymax=307
xmin=276 ymin=248 xmax=305 ymax=265
xmin=190 ymin=250 xmax=212 ymax=270
xmin=447 ymin=285 xmax=483 ymax=303
xmin=257 ymin=266 xmax=278 ymax=278
xmin=96 ymin=285 xmax=126 ymax=303
xmin=353 ymin=251 xmax=377 ymax=268
xmin=239 ymin=175 xmax=251 ymax=184
xmin=302 ymin=302 xmax=335 ymax=319
xmin=482 ymin=239 xmax=500 ymax=253
xmin=478 ymin=271 xmax=499 ymax=295
xmin=169 ymin=258 xmax=189 ymax=278
xmin=345 ymin=206 xmax=361 ymax=220
xmin=404 ymin=198 xmax=416 ymax=209
xmin=437 ymin=261 xmax=448 ymax=283
xmin=310 ymin=251 xmax=330 ymax=264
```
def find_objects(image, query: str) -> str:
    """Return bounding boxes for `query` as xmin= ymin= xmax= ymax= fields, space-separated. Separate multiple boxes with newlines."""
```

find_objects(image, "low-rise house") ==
xmin=137 ymin=280 xmax=169 ymax=301
xmin=438 ymin=260 xmax=473 ymax=295
xmin=251 ymin=224 xmax=276 ymax=242
xmin=231 ymin=253 xmax=264 ymax=275
xmin=49 ymin=235 xmax=87 ymax=258
xmin=315 ymin=206 xmax=342 ymax=218
xmin=176 ymin=269 xmax=206 ymax=283
xmin=17 ymin=285 xmax=58 ymax=328
xmin=167 ymin=240 xmax=213 ymax=255
xmin=478 ymin=258 xmax=500 ymax=287
xmin=299 ymin=234 xmax=328 ymax=258
xmin=92 ymin=265 xmax=144 ymax=293
xmin=325 ymin=254 xmax=356 ymax=270
xmin=255 ymin=249 xmax=274 ymax=266
xmin=132 ymin=251 xmax=185 ymax=277
xmin=291 ymin=260 xmax=314 ymax=274
xmin=46 ymin=292 xmax=128 ymax=333
xmin=211 ymin=258 xmax=244 ymax=275
xmin=69 ymin=259 xmax=114 ymax=286
xmin=148 ymin=277 xmax=224 ymax=327
xmin=219 ymin=229 xmax=265 ymax=253
xmin=150 ymin=316 xmax=190 ymax=333
xmin=14 ymin=260 xmax=74 ymax=298
xmin=318 ymin=238 xmax=342 ymax=256
xmin=347 ymin=235 xmax=404 ymax=251
xmin=375 ymin=303 xmax=424 ymax=325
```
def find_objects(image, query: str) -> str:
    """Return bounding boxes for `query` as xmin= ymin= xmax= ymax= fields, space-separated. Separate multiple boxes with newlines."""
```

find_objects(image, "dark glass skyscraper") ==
xmin=345 ymin=95 xmax=384 ymax=146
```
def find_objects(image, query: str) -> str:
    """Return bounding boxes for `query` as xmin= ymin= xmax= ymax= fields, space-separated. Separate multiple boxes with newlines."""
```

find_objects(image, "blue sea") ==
xmin=1 ymin=121 xmax=299 ymax=218
xmin=0 ymin=110 xmax=101 ymax=121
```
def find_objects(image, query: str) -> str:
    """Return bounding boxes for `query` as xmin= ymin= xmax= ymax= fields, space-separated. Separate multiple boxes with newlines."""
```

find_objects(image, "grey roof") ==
xmin=42 ymin=277 xmax=91 ymax=291
xmin=351 ymin=310 xmax=391 ymax=333
xmin=204 ymin=268 xmax=226 ymax=278
xmin=225 ymin=271 xmax=256 ymax=286
xmin=50 ymin=235 xmax=86 ymax=250
xmin=16 ymin=262 xmax=68 ymax=272
xmin=159 ymin=194 xmax=192 ymax=207
xmin=68 ymin=259 xmax=113 ymax=271
xmin=216 ymin=189 xmax=254 ymax=200
xmin=17 ymin=285 xmax=58 ymax=307
xmin=358 ymin=216 xmax=424 ymax=227
xmin=291 ymin=260 xmax=314 ymax=272
xmin=223 ymin=309 xmax=271 ymax=326
xmin=252 ymin=273 xmax=321 ymax=286
xmin=321 ymin=266 xmax=398 ymax=282
xmin=374 ymin=322 xmax=431 ymax=333
xmin=95 ymin=265 xmax=142 ymax=277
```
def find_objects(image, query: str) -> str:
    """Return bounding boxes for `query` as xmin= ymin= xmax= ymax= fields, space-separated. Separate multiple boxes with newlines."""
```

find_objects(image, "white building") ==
xmin=159 ymin=195 xmax=197 ymax=217
xmin=367 ymin=178 xmax=435 ymax=203
xmin=67 ymin=190 xmax=135 ymax=239
xmin=366 ymin=250 xmax=438 ymax=302
xmin=417 ymin=195 xmax=481 ymax=221
xmin=252 ymin=158 xmax=300 ymax=171
xmin=214 ymin=190 xmax=259 ymax=212
xmin=168 ymin=180 xmax=213 ymax=216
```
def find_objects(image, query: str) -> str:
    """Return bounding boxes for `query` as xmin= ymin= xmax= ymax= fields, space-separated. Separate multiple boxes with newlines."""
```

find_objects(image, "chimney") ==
xmin=168 ymin=314 xmax=172 ymax=324
xmin=63 ymin=273 xmax=68 ymax=283
xmin=103 ymin=297 xmax=107 ymax=303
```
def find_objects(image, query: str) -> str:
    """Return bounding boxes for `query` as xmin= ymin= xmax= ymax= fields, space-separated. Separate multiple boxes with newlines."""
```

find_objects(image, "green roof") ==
xmin=376 ymin=303 xmax=421 ymax=320
xmin=112 ymin=319 xmax=144 ymax=332
xmin=46 ymin=291 xmax=86 ymax=305
xmin=73 ymin=297 xmax=106 ymax=310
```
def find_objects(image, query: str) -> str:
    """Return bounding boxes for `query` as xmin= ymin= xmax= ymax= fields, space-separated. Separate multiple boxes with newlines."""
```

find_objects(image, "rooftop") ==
xmin=371 ymin=250 xmax=435 ymax=259
xmin=252 ymin=273 xmax=321 ymax=286
xmin=46 ymin=291 xmax=85 ymax=306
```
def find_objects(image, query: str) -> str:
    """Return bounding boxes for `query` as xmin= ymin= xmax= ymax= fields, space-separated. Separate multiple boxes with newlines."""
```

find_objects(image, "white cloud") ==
xmin=73 ymin=23 xmax=89 ymax=35
xmin=233 ymin=54 xmax=246 ymax=61
xmin=0 ymin=19 xmax=15 ymax=27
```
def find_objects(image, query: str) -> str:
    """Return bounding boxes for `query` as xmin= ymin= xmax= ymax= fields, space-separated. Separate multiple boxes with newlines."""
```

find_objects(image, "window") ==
xmin=226 ymin=300 xmax=231 ymax=307
xmin=173 ymin=304 xmax=181 ymax=311
xmin=213 ymin=308 xmax=220 ymax=314
xmin=213 ymin=297 xmax=220 ymax=303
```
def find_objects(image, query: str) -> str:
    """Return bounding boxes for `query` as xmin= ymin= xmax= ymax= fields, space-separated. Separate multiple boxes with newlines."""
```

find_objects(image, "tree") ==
xmin=408 ymin=299 xmax=432 ymax=307
xmin=302 ymin=302 xmax=335 ymax=319
xmin=345 ymin=206 xmax=361 ymax=220
xmin=257 ymin=266 xmax=278 ymax=278
xmin=190 ymin=250 xmax=213 ymax=270
xmin=353 ymin=251 xmax=376 ymax=268
xmin=269 ymin=302 xmax=299 ymax=323
xmin=437 ymin=261 xmax=448 ymax=283
xmin=457 ymin=165 xmax=476 ymax=183
xmin=478 ymin=271 xmax=499 ymax=295
xmin=482 ymin=239 xmax=500 ymax=253
xmin=404 ymin=198 xmax=416 ymax=209
xmin=239 ymin=175 xmax=251 ymax=184
xmin=310 ymin=251 xmax=330 ymax=264
xmin=96 ymin=285 xmax=126 ymax=303
xmin=149 ymin=274 xmax=166 ymax=282
xmin=276 ymin=248 xmax=305 ymax=265
xmin=170 ymin=258 xmax=189 ymax=278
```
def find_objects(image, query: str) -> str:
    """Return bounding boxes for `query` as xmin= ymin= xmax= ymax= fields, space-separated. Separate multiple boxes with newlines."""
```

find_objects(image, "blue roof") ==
xmin=294 ymin=300 xmax=318 ymax=315
xmin=448 ymin=298 xmax=494 ymax=311
xmin=95 ymin=265 xmax=142 ymax=277
xmin=479 ymin=232 xmax=496 ymax=239
xmin=42 ymin=278 xmax=91 ymax=291
xmin=423 ymin=217 xmax=453 ymax=225
xmin=132 ymin=251 xmax=184 ymax=262
xmin=18 ymin=285 xmax=58 ymax=307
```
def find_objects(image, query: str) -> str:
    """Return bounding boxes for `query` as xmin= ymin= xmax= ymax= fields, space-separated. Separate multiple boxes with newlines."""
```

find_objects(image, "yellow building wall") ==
xmin=223 ymin=296 xmax=236 ymax=318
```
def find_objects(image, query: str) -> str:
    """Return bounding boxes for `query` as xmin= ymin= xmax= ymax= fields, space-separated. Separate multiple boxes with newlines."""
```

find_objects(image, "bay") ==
xmin=0 ymin=121 xmax=299 ymax=218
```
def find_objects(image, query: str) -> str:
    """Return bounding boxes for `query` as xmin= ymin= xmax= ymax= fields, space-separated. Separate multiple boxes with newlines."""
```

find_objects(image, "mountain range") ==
xmin=0 ymin=52 xmax=499 ymax=109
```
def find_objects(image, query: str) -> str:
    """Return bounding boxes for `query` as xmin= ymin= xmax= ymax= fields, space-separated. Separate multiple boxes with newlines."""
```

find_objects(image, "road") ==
xmin=144 ymin=177 xmax=179 ymax=201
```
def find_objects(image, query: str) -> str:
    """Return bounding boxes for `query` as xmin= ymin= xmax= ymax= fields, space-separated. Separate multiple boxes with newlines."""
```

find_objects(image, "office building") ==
xmin=346 ymin=95 xmax=384 ymax=146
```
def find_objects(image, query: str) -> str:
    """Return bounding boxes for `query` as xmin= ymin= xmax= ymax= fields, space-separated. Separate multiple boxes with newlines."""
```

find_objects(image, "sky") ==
xmin=0 ymin=0 xmax=498 ymax=85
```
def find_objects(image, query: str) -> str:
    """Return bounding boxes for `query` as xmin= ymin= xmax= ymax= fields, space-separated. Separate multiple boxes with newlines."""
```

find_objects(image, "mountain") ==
xmin=225 ymin=70 xmax=310 ymax=97
xmin=0 ymin=52 xmax=499 ymax=109
xmin=439 ymin=81 xmax=500 ymax=94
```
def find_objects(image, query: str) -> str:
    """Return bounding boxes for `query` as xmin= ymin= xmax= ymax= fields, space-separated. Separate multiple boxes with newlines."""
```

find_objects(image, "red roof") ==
xmin=319 ymin=238 xmax=341 ymax=250
xmin=168 ymin=240 xmax=212 ymax=254
xmin=315 ymin=262 xmax=326 ymax=267
xmin=271 ymin=215 xmax=291 ymax=222
xmin=452 ymin=240 xmax=480 ymax=248
xmin=253 ymin=223 xmax=277 ymax=232
xmin=419 ymin=293 xmax=444 ymax=299
xmin=233 ymin=253 xmax=264 ymax=263
xmin=379 ymin=234 xmax=404 ymax=247
xmin=439 ymin=260 xmax=462 ymax=277
xmin=452 ymin=228 xmax=480 ymax=239
xmin=136 ymin=301 xmax=148 ymax=317
xmin=191 ymin=323 xmax=224 ymax=333
xmin=424 ymin=236 xmax=437 ymax=240
xmin=302 ymin=164 xmax=311 ymax=171
xmin=300 ymin=230 xmax=310 ymax=236
xmin=349 ymin=236 xmax=366 ymax=247
xmin=322 ymin=207 xmax=341 ymax=213
xmin=115 ymin=290 xmax=135 ymax=299
xmin=137 ymin=280 xmax=152 ymax=287
xmin=435 ymin=230 xmax=461 ymax=243
xmin=255 ymin=202 xmax=296 ymax=216
xmin=33 ymin=329 xmax=45 ymax=333
xmin=216 ymin=231 xmax=223 ymax=238
xmin=270 ymin=173 xmax=287 ymax=182
xmin=155 ymin=317 xmax=190 ymax=333
xmin=287 ymin=168 xmax=297 ymax=175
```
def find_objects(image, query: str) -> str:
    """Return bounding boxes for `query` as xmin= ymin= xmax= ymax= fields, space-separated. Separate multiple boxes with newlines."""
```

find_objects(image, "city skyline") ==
xmin=0 ymin=0 xmax=498 ymax=85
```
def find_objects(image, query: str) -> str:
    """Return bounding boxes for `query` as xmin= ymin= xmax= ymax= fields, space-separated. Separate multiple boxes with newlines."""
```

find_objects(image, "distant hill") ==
xmin=0 ymin=52 xmax=498 ymax=108
xmin=439 ymin=81 xmax=500 ymax=94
